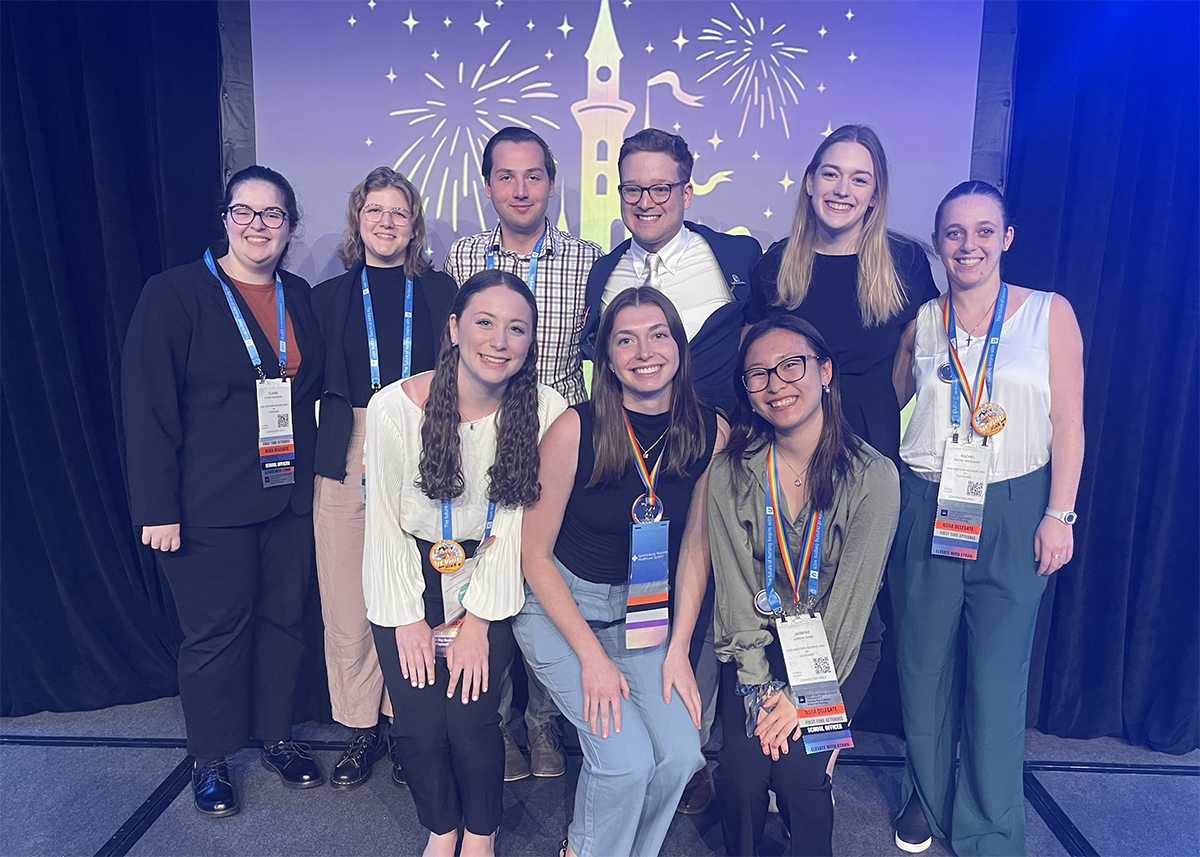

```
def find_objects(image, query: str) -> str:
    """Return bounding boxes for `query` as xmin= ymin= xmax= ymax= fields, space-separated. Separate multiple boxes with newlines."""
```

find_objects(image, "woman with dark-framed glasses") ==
xmin=707 ymin=315 xmax=899 ymax=856
xmin=311 ymin=167 xmax=457 ymax=790
xmin=122 ymin=166 xmax=325 ymax=817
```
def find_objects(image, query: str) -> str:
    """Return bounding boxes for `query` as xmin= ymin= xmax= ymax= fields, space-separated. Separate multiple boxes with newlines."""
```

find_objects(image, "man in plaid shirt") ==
xmin=443 ymin=127 xmax=602 ymax=407
xmin=443 ymin=127 xmax=600 ymax=782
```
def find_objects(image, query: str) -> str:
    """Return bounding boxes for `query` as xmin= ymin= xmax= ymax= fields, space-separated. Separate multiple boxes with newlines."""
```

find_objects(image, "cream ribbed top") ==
xmin=362 ymin=379 xmax=567 ymax=627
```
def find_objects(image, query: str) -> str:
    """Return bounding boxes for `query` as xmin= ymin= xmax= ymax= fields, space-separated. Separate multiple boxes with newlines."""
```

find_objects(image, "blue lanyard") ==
xmin=204 ymin=249 xmax=286 ymax=379
xmin=485 ymin=226 xmax=547 ymax=294
xmin=361 ymin=268 xmax=413 ymax=390
xmin=440 ymin=499 xmax=497 ymax=542
xmin=946 ymin=282 xmax=1008 ymax=436
xmin=763 ymin=471 xmax=824 ymax=615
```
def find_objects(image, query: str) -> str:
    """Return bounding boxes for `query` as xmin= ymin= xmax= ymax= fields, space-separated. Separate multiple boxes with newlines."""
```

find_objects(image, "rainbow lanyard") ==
xmin=941 ymin=282 xmax=1007 ymax=440
xmin=623 ymin=410 xmax=664 ymax=517
xmin=204 ymin=249 xmax=286 ymax=379
xmin=763 ymin=444 xmax=824 ymax=615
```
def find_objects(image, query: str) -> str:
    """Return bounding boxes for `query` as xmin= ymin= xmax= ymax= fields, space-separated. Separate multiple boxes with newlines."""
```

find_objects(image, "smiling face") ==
xmin=607 ymin=302 xmax=681 ymax=406
xmin=619 ymin=150 xmax=692 ymax=253
xmin=448 ymin=285 xmax=534 ymax=397
xmin=804 ymin=141 xmax=877 ymax=252
xmin=933 ymin=193 xmax=1014 ymax=292
xmin=743 ymin=328 xmax=832 ymax=438
xmin=359 ymin=186 xmax=413 ymax=267
xmin=222 ymin=179 xmax=294 ymax=279
xmin=484 ymin=140 xmax=555 ymax=238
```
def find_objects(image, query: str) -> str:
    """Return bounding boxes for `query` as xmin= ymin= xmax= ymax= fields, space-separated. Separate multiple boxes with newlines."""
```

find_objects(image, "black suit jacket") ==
xmin=310 ymin=264 xmax=457 ymax=480
xmin=122 ymin=255 xmax=323 ymax=528
xmin=581 ymin=221 xmax=762 ymax=413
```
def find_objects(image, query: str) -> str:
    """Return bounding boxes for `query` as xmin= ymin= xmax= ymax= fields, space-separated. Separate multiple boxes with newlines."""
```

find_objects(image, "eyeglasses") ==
xmin=618 ymin=181 xmax=686 ymax=205
xmin=227 ymin=205 xmax=288 ymax=229
xmin=362 ymin=205 xmax=411 ymax=224
xmin=741 ymin=355 xmax=820 ymax=393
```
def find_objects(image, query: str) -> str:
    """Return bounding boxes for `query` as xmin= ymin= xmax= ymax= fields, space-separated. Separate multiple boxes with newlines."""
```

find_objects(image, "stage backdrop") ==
xmin=250 ymin=0 xmax=984 ymax=284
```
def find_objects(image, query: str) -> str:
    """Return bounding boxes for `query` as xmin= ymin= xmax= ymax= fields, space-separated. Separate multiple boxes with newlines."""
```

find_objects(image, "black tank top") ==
xmin=554 ymin=401 xmax=718 ymax=587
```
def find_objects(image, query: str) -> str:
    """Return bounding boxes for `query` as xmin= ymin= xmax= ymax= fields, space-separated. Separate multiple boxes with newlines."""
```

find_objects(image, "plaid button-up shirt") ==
xmin=444 ymin=220 xmax=601 ymax=405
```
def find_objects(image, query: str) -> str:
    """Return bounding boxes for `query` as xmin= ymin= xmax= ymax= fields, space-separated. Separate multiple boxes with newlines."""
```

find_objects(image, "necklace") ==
xmin=775 ymin=448 xmax=806 ymax=487
xmin=638 ymin=426 xmax=669 ymax=459
xmin=960 ymin=293 xmax=999 ymax=347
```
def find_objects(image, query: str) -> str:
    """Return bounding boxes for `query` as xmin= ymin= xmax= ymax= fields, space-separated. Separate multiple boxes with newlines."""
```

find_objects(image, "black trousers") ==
xmin=715 ymin=606 xmax=884 ymax=857
xmin=372 ymin=537 xmax=515 ymax=836
xmin=157 ymin=508 xmax=313 ymax=761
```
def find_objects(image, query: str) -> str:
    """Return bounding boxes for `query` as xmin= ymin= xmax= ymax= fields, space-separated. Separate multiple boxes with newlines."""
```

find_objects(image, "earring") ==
xmin=822 ymin=384 xmax=831 ymax=394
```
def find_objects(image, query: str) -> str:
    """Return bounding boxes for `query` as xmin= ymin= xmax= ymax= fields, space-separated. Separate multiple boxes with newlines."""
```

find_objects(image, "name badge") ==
xmin=932 ymin=440 xmax=991 ymax=560
xmin=433 ymin=615 xmax=464 ymax=658
xmin=777 ymin=612 xmax=855 ymax=754
xmin=626 ymin=521 xmax=670 ymax=649
xmin=257 ymin=378 xmax=295 ymax=487
xmin=437 ymin=535 xmax=496 ymax=627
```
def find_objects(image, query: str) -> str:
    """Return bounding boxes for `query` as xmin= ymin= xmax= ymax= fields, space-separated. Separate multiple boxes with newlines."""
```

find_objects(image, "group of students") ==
xmin=122 ymin=122 xmax=1084 ymax=857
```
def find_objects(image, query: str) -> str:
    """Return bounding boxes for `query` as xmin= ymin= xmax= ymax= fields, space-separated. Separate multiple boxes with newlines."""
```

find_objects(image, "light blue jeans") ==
xmin=512 ymin=559 xmax=703 ymax=857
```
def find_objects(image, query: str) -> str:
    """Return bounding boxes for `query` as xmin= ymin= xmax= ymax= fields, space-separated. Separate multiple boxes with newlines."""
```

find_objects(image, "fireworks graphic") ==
xmin=389 ymin=40 xmax=560 ymax=232
xmin=695 ymin=3 xmax=808 ymax=139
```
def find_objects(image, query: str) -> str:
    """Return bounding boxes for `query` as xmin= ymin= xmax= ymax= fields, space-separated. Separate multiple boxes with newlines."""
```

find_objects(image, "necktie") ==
xmin=643 ymin=252 xmax=663 ymax=290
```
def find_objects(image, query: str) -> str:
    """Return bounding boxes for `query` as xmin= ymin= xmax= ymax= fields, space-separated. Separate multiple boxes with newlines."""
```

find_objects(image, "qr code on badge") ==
xmin=813 ymin=656 xmax=832 ymax=675
xmin=276 ymin=413 xmax=290 ymax=430
xmin=967 ymin=480 xmax=984 ymax=498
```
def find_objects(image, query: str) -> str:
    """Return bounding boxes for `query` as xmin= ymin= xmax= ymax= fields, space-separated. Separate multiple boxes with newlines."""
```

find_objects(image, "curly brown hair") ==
xmin=416 ymin=270 xmax=543 ymax=507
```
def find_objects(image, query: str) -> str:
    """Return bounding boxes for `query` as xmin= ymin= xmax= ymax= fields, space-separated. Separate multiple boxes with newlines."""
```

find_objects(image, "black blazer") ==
xmin=310 ymin=264 xmax=457 ymax=480
xmin=581 ymin=221 xmax=762 ymax=413
xmin=122 ymin=255 xmax=323 ymax=528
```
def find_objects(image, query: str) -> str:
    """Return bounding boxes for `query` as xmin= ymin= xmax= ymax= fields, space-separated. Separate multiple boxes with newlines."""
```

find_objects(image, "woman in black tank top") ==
xmin=513 ymin=287 xmax=727 ymax=857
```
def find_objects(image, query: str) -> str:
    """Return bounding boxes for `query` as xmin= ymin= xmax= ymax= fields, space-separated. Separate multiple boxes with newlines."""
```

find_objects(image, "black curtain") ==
xmin=1004 ymin=1 xmax=1199 ymax=754
xmin=1 ymin=1 xmax=225 ymax=714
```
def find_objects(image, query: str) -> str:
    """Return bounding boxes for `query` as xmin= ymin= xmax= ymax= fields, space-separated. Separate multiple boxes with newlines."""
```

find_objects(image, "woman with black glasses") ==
xmin=707 ymin=315 xmax=899 ymax=856
xmin=123 ymin=165 xmax=325 ymax=817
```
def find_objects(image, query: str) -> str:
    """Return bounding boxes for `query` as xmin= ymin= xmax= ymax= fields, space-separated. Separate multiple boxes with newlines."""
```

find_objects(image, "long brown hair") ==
xmin=416 ymin=271 xmax=542 ymax=507
xmin=723 ymin=316 xmax=863 ymax=511
xmin=335 ymin=166 xmax=432 ymax=279
xmin=774 ymin=124 xmax=905 ymax=327
xmin=588 ymin=287 xmax=705 ymax=487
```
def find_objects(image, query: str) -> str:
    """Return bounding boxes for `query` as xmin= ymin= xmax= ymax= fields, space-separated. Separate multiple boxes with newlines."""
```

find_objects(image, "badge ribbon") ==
xmin=942 ymin=282 xmax=1008 ymax=440
xmin=622 ymin=410 xmax=670 ymax=649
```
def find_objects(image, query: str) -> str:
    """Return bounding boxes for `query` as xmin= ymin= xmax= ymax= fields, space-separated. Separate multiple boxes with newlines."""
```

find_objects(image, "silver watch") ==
xmin=1044 ymin=507 xmax=1078 ymax=525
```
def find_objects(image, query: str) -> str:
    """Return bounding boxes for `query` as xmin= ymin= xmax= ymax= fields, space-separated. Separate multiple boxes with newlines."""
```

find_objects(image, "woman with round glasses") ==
xmin=123 ymin=165 xmax=325 ymax=817
xmin=311 ymin=167 xmax=458 ymax=789
xmin=707 ymin=315 xmax=899 ymax=856
xmin=745 ymin=125 xmax=938 ymax=468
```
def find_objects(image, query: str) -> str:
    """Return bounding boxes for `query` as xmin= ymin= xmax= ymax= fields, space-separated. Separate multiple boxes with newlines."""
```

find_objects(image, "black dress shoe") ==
xmin=261 ymin=740 xmax=324 ymax=789
xmin=192 ymin=758 xmax=239 ymax=817
xmin=330 ymin=726 xmax=387 ymax=790
xmin=388 ymin=735 xmax=407 ymax=787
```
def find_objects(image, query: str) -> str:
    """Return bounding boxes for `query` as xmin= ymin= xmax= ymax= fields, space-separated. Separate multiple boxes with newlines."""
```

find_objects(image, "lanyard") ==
xmin=485 ymin=226 xmax=547 ymax=294
xmin=440 ymin=498 xmax=497 ymax=543
xmin=763 ymin=444 xmax=824 ymax=614
xmin=943 ymin=282 xmax=1007 ymax=440
xmin=204 ymin=249 xmax=286 ymax=379
xmin=361 ymin=268 xmax=414 ymax=390
xmin=622 ymin=410 xmax=666 ymax=511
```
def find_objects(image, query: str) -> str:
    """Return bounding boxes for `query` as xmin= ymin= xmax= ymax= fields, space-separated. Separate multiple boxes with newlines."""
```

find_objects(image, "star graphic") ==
xmin=403 ymin=11 xmax=418 ymax=33
xmin=495 ymin=0 xmax=504 ymax=7
xmin=475 ymin=12 xmax=490 ymax=34
xmin=821 ymin=122 xmax=833 ymax=137
xmin=365 ymin=137 xmax=373 ymax=146
xmin=545 ymin=49 xmax=554 ymax=60
xmin=779 ymin=171 xmax=795 ymax=192
xmin=817 ymin=82 xmax=826 ymax=93
xmin=752 ymin=151 xmax=761 ymax=161
xmin=673 ymin=29 xmax=689 ymax=51
xmin=708 ymin=130 xmax=723 ymax=150
xmin=848 ymin=51 xmax=858 ymax=62
xmin=557 ymin=16 xmax=574 ymax=38
xmin=693 ymin=151 xmax=701 ymax=162
xmin=526 ymin=19 xmax=535 ymax=31
xmin=818 ymin=26 xmax=828 ymax=37
xmin=368 ymin=0 xmax=376 ymax=8
xmin=347 ymin=14 xmax=356 ymax=26
xmin=846 ymin=8 xmax=855 ymax=20
xmin=764 ymin=207 xmax=773 ymax=218
xmin=431 ymin=48 xmax=440 ymax=60
xmin=624 ymin=0 xmax=632 ymax=7
xmin=645 ymin=42 xmax=654 ymax=54
xmin=443 ymin=16 xmax=451 ymax=27
xmin=386 ymin=67 xmax=397 ymax=83
xmin=673 ymin=121 xmax=681 ymax=132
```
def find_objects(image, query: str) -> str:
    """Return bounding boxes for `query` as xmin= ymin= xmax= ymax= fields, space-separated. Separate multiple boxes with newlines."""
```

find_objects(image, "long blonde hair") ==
xmin=775 ymin=125 xmax=905 ymax=327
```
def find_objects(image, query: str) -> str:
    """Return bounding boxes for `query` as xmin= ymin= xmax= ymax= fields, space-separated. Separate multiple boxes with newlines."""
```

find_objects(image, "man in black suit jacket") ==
xmin=580 ymin=128 xmax=762 ymax=414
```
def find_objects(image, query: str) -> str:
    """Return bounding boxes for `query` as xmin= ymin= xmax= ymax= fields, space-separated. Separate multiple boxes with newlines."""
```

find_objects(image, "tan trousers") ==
xmin=313 ymin=408 xmax=392 ymax=727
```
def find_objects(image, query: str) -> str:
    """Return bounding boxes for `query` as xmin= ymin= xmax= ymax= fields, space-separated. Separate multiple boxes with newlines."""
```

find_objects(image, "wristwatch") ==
xmin=1044 ymin=507 xmax=1078 ymax=525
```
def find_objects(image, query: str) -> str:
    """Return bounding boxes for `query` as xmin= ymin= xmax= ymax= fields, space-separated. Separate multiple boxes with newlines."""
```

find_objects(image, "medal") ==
xmin=754 ymin=589 xmax=777 ymax=617
xmin=972 ymin=402 xmax=1006 ymax=436
xmin=429 ymin=538 xmax=466 ymax=574
xmin=937 ymin=362 xmax=954 ymax=383
xmin=631 ymin=493 xmax=664 ymax=523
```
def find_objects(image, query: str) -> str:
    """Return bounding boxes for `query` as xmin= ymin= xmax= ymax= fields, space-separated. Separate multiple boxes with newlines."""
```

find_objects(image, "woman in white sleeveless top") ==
xmin=889 ymin=181 xmax=1085 ymax=857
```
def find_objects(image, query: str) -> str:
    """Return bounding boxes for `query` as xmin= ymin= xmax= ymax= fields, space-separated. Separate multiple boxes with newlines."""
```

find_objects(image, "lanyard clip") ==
xmin=951 ymin=423 xmax=960 ymax=445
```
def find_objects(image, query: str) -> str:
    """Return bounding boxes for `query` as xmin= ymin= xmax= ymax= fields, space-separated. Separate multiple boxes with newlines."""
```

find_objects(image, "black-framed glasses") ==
xmin=741 ymin=355 xmax=820 ymax=393
xmin=618 ymin=181 xmax=686 ymax=205
xmin=227 ymin=205 xmax=288 ymax=229
xmin=361 ymin=205 xmax=411 ymax=224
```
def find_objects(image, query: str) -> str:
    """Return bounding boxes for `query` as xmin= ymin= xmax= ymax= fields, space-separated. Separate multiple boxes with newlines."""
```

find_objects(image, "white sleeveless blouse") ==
xmin=900 ymin=290 xmax=1053 ymax=483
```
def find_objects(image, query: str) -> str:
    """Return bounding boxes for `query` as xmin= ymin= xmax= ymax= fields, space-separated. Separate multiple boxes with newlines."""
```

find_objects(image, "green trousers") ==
xmin=889 ymin=465 xmax=1050 ymax=857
